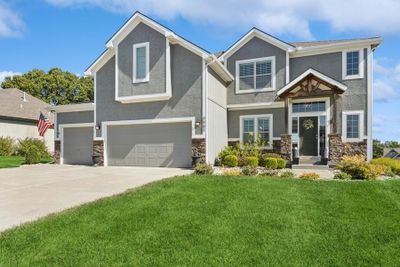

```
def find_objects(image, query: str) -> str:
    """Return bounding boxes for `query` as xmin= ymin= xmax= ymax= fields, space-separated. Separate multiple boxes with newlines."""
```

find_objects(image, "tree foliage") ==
xmin=1 ymin=68 xmax=93 ymax=105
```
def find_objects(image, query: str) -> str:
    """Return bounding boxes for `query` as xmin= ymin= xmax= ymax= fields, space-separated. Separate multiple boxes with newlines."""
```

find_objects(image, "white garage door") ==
xmin=107 ymin=122 xmax=192 ymax=167
xmin=63 ymin=127 xmax=93 ymax=165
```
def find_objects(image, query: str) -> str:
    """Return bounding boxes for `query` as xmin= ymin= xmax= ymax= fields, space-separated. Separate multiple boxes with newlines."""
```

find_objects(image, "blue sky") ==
xmin=0 ymin=0 xmax=399 ymax=142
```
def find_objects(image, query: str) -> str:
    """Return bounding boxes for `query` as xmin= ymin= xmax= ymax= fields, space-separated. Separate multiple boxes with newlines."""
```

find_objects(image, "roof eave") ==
xmin=47 ymin=103 xmax=95 ymax=113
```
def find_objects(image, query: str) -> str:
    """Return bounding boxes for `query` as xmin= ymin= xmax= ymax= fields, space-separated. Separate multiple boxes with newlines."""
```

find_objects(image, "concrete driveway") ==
xmin=0 ymin=164 xmax=192 ymax=232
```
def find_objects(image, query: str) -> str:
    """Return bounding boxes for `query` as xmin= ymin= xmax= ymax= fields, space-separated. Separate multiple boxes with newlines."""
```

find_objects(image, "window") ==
xmin=292 ymin=117 xmax=298 ymax=134
xmin=133 ymin=42 xmax=149 ymax=83
xmin=240 ymin=115 xmax=273 ymax=147
xmin=342 ymin=49 xmax=364 ymax=80
xmin=236 ymin=57 xmax=275 ymax=93
xmin=292 ymin=101 xmax=326 ymax=113
xmin=342 ymin=111 xmax=364 ymax=142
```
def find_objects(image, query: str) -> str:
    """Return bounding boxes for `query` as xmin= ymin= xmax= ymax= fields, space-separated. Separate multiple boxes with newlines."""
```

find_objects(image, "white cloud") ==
xmin=45 ymin=0 xmax=400 ymax=39
xmin=373 ymin=60 xmax=400 ymax=102
xmin=0 ymin=71 xmax=22 ymax=86
xmin=0 ymin=1 xmax=24 ymax=37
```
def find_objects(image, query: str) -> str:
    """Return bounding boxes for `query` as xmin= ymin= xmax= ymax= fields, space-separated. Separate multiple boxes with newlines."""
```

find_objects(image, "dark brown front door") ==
xmin=300 ymin=116 xmax=318 ymax=156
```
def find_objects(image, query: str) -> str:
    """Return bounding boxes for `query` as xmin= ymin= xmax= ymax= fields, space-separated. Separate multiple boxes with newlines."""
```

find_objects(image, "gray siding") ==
xmin=228 ymin=108 xmax=285 ymax=139
xmin=56 ymin=111 xmax=94 ymax=138
xmin=96 ymin=43 xmax=203 ymax=136
xmin=118 ymin=23 xmax=166 ymax=97
xmin=63 ymin=127 xmax=93 ymax=165
xmin=226 ymin=37 xmax=287 ymax=105
xmin=290 ymin=49 xmax=368 ymax=134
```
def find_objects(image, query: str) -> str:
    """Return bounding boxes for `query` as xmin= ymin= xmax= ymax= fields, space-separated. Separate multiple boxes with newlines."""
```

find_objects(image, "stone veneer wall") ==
xmin=280 ymin=134 xmax=292 ymax=161
xmin=93 ymin=140 xmax=104 ymax=166
xmin=54 ymin=140 xmax=61 ymax=164
xmin=328 ymin=133 xmax=367 ymax=162
xmin=192 ymin=138 xmax=206 ymax=165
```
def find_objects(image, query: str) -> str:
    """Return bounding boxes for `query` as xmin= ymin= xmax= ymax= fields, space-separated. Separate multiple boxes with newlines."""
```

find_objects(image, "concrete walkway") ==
xmin=0 ymin=164 xmax=192 ymax=232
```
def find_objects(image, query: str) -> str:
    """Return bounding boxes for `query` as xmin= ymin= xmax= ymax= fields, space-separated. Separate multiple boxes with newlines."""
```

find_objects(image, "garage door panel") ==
xmin=107 ymin=122 xmax=192 ymax=167
xmin=63 ymin=127 xmax=93 ymax=165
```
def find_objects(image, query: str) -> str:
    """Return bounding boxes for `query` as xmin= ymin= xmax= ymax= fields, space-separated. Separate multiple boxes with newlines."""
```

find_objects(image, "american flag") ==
xmin=38 ymin=112 xmax=53 ymax=137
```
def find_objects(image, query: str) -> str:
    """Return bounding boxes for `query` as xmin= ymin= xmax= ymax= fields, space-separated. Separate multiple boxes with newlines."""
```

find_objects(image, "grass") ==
xmin=0 ymin=156 xmax=53 ymax=168
xmin=1 ymin=176 xmax=400 ymax=266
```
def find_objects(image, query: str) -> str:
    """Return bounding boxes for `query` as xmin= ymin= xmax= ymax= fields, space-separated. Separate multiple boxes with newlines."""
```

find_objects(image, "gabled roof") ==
xmin=0 ymin=88 xmax=53 ymax=122
xmin=383 ymin=148 xmax=400 ymax=158
xmin=277 ymin=68 xmax=347 ymax=97
xmin=290 ymin=37 xmax=382 ymax=48
xmin=219 ymin=28 xmax=296 ymax=60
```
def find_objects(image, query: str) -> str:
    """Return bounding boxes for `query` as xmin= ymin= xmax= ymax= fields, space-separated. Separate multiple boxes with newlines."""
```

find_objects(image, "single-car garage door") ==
xmin=107 ymin=122 xmax=192 ymax=167
xmin=63 ymin=127 xmax=93 ymax=165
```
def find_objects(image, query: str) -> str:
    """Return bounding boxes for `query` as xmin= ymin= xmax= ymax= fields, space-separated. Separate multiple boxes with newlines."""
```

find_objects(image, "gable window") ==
xmin=235 ymin=57 xmax=275 ymax=94
xmin=133 ymin=42 xmax=149 ymax=83
xmin=342 ymin=49 xmax=364 ymax=80
xmin=240 ymin=114 xmax=273 ymax=147
xmin=342 ymin=111 xmax=364 ymax=142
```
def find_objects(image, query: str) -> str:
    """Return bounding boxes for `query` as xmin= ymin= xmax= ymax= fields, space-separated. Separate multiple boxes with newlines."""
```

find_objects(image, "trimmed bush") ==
xmin=299 ymin=172 xmax=320 ymax=180
xmin=0 ymin=137 xmax=15 ymax=156
xmin=217 ymin=146 xmax=239 ymax=163
xmin=17 ymin=138 xmax=50 ymax=158
xmin=241 ymin=165 xmax=258 ymax=176
xmin=264 ymin=157 xmax=278 ymax=169
xmin=371 ymin=158 xmax=400 ymax=175
xmin=333 ymin=172 xmax=352 ymax=180
xmin=194 ymin=163 xmax=213 ymax=175
xmin=25 ymin=145 xmax=41 ymax=164
xmin=222 ymin=169 xmax=241 ymax=176
xmin=337 ymin=155 xmax=384 ymax=180
xmin=244 ymin=156 xmax=258 ymax=167
xmin=280 ymin=170 xmax=296 ymax=178
xmin=276 ymin=158 xmax=286 ymax=169
xmin=222 ymin=155 xmax=239 ymax=167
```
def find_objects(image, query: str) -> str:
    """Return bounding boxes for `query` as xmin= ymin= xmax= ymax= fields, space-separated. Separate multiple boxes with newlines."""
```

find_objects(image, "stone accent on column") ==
xmin=192 ymin=138 xmax=206 ymax=165
xmin=93 ymin=140 xmax=104 ymax=166
xmin=328 ymin=134 xmax=367 ymax=163
xmin=343 ymin=140 xmax=367 ymax=159
xmin=280 ymin=134 xmax=292 ymax=161
xmin=54 ymin=140 xmax=61 ymax=164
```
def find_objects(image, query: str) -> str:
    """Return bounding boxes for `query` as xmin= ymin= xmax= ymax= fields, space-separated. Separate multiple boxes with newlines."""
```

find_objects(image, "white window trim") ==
xmin=235 ymin=56 xmax=276 ymax=94
xmin=342 ymin=48 xmax=364 ymax=80
xmin=239 ymin=114 xmax=273 ymax=149
xmin=132 ymin=42 xmax=150 ymax=83
xmin=342 ymin=110 xmax=364 ymax=142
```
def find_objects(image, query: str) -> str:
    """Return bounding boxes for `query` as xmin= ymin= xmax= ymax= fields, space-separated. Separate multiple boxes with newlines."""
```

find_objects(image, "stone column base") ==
xmin=192 ymin=138 xmax=206 ymax=165
xmin=280 ymin=134 xmax=292 ymax=161
xmin=93 ymin=140 xmax=104 ymax=166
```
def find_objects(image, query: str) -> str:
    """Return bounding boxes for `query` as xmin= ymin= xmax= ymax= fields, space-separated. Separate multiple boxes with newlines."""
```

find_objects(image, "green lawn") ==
xmin=0 ymin=156 xmax=53 ymax=168
xmin=1 ymin=176 xmax=400 ymax=266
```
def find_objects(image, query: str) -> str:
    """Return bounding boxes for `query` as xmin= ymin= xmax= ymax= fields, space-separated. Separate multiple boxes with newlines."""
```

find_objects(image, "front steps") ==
xmin=292 ymin=156 xmax=330 ymax=170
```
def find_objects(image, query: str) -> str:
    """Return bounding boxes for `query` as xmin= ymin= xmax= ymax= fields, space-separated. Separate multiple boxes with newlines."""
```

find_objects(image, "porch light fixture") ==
xmin=95 ymin=124 xmax=101 ymax=130
xmin=195 ymin=122 xmax=201 ymax=128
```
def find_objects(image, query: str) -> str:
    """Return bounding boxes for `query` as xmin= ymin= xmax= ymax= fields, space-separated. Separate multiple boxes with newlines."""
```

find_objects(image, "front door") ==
xmin=299 ymin=116 xmax=318 ymax=156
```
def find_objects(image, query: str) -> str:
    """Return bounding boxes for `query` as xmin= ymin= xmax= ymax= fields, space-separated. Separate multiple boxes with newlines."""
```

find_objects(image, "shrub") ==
xmin=276 ymin=158 xmax=286 ymax=169
xmin=371 ymin=158 xmax=400 ymax=175
xmin=194 ymin=163 xmax=213 ymax=175
xmin=280 ymin=170 xmax=296 ymax=178
xmin=25 ymin=145 xmax=41 ymax=164
xmin=264 ymin=157 xmax=278 ymax=169
xmin=261 ymin=169 xmax=279 ymax=177
xmin=222 ymin=155 xmax=239 ymax=167
xmin=217 ymin=146 xmax=239 ymax=164
xmin=239 ymin=142 xmax=261 ymax=159
xmin=259 ymin=153 xmax=281 ymax=166
xmin=222 ymin=169 xmax=241 ymax=176
xmin=0 ymin=137 xmax=15 ymax=156
xmin=241 ymin=165 xmax=258 ymax=176
xmin=337 ymin=155 xmax=384 ymax=180
xmin=333 ymin=172 xmax=352 ymax=180
xmin=299 ymin=172 xmax=320 ymax=180
xmin=17 ymin=138 xmax=50 ymax=158
xmin=244 ymin=156 xmax=258 ymax=167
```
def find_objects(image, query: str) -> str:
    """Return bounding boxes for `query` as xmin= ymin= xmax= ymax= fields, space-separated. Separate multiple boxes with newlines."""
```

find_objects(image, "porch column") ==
xmin=332 ymin=93 xmax=337 ymax=133
xmin=284 ymin=97 xmax=289 ymax=134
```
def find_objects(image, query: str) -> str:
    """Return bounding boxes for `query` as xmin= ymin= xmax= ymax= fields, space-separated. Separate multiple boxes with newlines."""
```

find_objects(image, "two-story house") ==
xmin=49 ymin=12 xmax=381 ymax=167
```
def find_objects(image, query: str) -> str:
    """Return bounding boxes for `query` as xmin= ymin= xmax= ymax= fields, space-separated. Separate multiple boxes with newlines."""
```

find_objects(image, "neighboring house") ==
xmin=383 ymin=148 xmax=400 ymax=159
xmin=49 ymin=11 xmax=381 ymax=167
xmin=0 ymin=88 xmax=54 ymax=152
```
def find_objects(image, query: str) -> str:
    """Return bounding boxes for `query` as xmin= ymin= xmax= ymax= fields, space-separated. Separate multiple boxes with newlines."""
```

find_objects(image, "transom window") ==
xmin=342 ymin=111 xmax=364 ymax=142
xmin=292 ymin=102 xmax=326 ymax=113
xmin=236 ymin=57 xmax=275 ymax=93
xmin=240 ymin=115 xmax=273 ymax=147
xmin=133 ymin=42 xmax=149 ymax=83
xmin=342 ymin=49 xmax=364 ymax=80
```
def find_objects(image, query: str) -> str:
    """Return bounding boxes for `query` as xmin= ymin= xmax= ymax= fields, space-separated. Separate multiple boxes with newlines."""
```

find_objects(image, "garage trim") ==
xmin=59 ymin=123 xmax=94 ymax=165
xmin=102 ymin=117 xmax=198 ymax=167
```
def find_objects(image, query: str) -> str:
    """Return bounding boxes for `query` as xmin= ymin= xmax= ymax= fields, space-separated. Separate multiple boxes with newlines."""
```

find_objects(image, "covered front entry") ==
xmin=106 ymin=122 xmax=192 ymax=168
xmin=299 ymin=116 xmax=318 ymax=156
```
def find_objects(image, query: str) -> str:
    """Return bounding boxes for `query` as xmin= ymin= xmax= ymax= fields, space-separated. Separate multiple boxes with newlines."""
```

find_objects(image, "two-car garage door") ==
xmin=107 ymin=122 xmax=192 ymax=168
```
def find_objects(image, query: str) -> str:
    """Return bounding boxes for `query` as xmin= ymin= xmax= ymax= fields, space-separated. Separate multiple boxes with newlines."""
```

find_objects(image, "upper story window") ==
xmin=342 ymin=49 xmax=364 ymax=80
xmin=133 ymin=42 xmax=149 ymax=83
xmin=235 ymin=56 xmax=275 ymax=94
xmin=342 ymin=111 xmax=364 ymax=142
xmin=240 ymin=114 xmax=273 ymax=148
